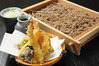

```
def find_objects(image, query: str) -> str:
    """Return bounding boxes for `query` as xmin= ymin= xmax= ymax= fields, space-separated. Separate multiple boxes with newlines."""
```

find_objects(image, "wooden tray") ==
xmin=23 ymin=0 xmax=99 ymax=55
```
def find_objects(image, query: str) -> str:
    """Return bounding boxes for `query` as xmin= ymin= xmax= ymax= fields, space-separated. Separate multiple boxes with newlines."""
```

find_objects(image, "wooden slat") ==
xmin=23 ymin=0 xmax=52 ymax=12
xmin=76 ymin=24 xmax=99 ymax=46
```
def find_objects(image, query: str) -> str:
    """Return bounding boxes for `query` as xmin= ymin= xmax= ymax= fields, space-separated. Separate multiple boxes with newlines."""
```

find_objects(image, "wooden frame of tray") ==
xmin=22 ymin=0 xmax=99 ymax=55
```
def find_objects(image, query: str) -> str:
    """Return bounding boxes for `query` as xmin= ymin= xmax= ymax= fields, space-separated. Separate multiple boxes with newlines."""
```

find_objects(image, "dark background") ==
xmin=0 ymin=0 xmax=99 ymax=66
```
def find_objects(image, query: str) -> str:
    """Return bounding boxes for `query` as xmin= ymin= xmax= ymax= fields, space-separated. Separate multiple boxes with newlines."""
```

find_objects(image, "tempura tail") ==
xmin=33 ymin=20 xmax=40 ymax=41
xmin=27 ymin=20 xmax=44 ymax=63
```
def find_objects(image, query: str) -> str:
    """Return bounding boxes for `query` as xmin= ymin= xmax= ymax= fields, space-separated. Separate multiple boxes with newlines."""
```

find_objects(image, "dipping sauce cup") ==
xmin=15 ymin=14 xmax=31 ymax=33
xmin=0 ymin=7 xmax=22 ymax=33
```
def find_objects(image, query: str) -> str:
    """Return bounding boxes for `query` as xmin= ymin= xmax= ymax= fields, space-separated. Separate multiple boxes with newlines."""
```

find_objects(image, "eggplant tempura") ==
xmin=17 ymin=19 xmax=53 ymax=64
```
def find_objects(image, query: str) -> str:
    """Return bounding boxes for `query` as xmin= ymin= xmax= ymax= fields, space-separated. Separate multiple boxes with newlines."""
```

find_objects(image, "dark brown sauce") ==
xmin=20 ymin=18 xmax=28 ymax=21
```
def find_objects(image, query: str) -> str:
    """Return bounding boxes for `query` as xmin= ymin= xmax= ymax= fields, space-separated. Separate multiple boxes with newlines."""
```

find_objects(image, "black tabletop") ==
xmin=0 ymin=0 xmax=99 ymax=66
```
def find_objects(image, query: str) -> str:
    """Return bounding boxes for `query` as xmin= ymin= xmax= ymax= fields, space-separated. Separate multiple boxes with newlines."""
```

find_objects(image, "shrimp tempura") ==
xmin=27 ymin=20 xmax=44 ymax=63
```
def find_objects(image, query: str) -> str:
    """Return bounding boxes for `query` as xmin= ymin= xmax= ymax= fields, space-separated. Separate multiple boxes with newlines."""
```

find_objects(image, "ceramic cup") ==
xmin=0 ymin=7 xmax=22 ymax=33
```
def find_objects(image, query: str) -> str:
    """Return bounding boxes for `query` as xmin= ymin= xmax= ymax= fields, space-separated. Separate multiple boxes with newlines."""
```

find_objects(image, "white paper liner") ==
xmin=0 ymin=30 xmax=64 ymax=61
